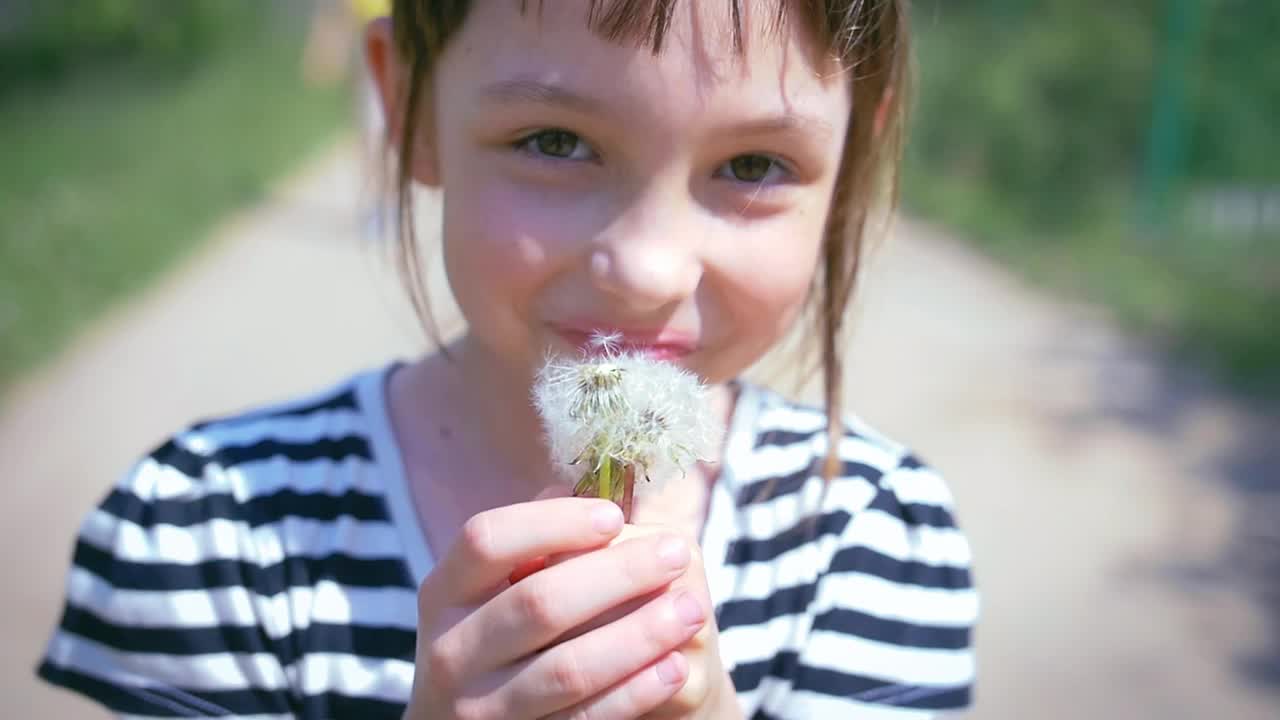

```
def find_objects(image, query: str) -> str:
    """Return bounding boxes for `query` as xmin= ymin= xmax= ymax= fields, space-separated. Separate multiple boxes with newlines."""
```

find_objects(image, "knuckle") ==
xmin=459 ymin=514 xmax=498 ymax=564
xmin=425 ymin=636 xmax=462 ymax=690
xmin=514 ymin=580 xmax=560 ymax=631
xmin=676 ymin=530 xmax=703 ymax=565
xmin=640 ymin=600 xmax=684 ymax=650
xmin=546 ymin=651 xmax=590 ymax=700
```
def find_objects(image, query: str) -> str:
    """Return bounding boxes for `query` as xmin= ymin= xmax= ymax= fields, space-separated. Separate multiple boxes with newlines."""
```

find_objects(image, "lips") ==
xmin=552 ymin=325 xmax=697 ymax=361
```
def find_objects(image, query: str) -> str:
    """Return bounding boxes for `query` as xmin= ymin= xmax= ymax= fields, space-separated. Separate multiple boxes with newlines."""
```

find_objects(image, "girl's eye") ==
xmin=517 ymin=129 xmax=595 ymax=161
xmin=721 ymin=154 xmax=789 ymax=184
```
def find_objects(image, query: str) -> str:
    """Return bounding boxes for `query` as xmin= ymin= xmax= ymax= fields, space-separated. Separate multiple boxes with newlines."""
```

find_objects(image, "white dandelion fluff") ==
xmin=532 ymin=333 xmax=719 ymax=510
xmin=586 ymin=329 xmax=624 ymax=355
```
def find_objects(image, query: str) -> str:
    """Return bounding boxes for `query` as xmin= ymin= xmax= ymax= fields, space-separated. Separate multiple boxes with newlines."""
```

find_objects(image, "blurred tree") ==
xmin=0 ymin=0 xmax=271 ymax=97
xmin=909 ymin=0 xmax=1278 ymax=230
xmin=908 ymin=1 xmax=1158 ymax=232
xmin=905 ymin=0 xmax=1279 ymax=389
xmin=1140 ymin=0 xmax=1203 ymax=232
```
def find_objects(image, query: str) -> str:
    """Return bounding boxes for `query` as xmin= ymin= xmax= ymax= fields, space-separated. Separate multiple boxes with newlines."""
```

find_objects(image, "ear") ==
xmin=872 ymin=84 xmax=894 ymax=140
xmin=363 ymin=17 xmax=441 ymax=187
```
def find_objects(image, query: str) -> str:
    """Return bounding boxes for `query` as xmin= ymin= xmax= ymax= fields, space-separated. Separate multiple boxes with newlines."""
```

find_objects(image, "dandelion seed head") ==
xmin=532 ymin=343 xmax=720 ymax=496
xmin=572 ymin=362 xmax=626 ymax=420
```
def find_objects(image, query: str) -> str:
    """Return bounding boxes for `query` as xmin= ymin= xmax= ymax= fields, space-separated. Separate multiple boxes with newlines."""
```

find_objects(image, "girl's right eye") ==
xmin=514 ymin=129 xmax=596 ymax=162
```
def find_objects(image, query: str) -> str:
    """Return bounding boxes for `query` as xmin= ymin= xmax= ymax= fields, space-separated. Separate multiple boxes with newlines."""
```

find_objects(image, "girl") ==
xmin=38 ymin=1 xmax=977 ymax=718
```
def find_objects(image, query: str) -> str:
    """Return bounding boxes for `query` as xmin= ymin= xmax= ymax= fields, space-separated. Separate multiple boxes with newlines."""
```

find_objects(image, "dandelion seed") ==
xmin=587 ymin=330 xmax=624 ymax=355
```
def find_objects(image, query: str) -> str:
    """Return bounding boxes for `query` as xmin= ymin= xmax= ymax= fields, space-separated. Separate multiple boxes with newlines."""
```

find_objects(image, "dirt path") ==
xmin=840 ymin=224 xmax=1279 ymax=718
xmin=2 ymin=142 xmax=1275 ymax=718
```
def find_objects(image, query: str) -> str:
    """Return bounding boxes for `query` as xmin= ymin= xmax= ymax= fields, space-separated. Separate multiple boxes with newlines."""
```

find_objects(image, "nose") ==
xmin=588 ymin=189 xmax=703 ymax=312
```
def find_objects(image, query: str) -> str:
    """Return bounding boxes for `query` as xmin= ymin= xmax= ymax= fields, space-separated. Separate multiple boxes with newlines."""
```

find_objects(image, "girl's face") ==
xmin=430 ymin=0 xmax=852 ymax=384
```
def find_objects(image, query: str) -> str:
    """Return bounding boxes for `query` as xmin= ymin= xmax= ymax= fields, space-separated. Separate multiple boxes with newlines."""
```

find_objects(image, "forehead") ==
xmin=442 ymin=0 xmax=849 ymax=118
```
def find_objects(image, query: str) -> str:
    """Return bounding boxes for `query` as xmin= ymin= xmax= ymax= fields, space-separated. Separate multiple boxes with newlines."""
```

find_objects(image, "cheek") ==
xmin=445 ymin=185 xmax=539 ymax=278
xmin=442 ymin=182 xmax=576 ymax=312
xmin=697 ymin=216 xmax=821 ymax=381
xmin=720 ymin=217 xmax=823 ymax=330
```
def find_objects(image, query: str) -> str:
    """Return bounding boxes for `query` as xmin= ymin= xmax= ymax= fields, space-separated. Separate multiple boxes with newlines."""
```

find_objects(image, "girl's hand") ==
xmin=543 ymin=523 xmax=737 ymax=720
xmin=403 ymin=496 xmax=708 ymax=720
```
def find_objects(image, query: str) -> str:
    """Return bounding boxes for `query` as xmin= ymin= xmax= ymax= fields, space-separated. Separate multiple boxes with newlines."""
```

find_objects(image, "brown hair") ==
xmin=385 ymin=0 xmax=912 ymax=490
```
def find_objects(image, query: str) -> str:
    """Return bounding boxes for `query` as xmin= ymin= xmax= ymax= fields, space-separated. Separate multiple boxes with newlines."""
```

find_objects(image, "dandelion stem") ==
xmin=598 ymin=455 xmax=614 ymax=506
xmin=621 ymin=466 xmax=635 ymax=523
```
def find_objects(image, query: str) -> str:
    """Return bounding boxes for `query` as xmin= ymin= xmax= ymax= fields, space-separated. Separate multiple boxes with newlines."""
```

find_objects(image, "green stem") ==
xmin=598 ymin=455 xmax=614 ymax=503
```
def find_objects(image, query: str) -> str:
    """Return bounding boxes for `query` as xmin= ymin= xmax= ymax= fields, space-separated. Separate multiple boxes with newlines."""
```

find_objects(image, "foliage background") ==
xmin=904 ymin=0 xmax=1278 ymax=394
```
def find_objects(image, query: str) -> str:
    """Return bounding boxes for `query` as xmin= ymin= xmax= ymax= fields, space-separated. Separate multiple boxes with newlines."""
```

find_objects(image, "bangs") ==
xmin=517 ymin=0 xmax=889 ymax=65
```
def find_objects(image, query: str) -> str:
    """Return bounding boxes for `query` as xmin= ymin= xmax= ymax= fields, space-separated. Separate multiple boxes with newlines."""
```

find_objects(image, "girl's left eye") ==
xmin=515 ymin=129 xmax=597 ymax=162
xmin=718 ymin=154 xmax=790 ymax=185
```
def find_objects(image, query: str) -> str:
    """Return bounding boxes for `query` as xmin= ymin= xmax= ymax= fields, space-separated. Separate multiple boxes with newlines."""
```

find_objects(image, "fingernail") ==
xmin=657 ymin=537 xmax=690 ymax=570
xmin=592 ymin=503 xmax=623 ymax=533
xmin=674 ymin=591 xmax=704 ymax=625
xmin=655 ymin=653 xmax=686 ymax=686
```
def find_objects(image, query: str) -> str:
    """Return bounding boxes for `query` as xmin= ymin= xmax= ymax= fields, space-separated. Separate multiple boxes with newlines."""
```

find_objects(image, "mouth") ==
xmin=552 ymin=325 xmax=697 ymax=361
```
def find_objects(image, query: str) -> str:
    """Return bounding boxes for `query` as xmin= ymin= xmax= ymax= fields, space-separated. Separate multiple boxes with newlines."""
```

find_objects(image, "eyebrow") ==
xmin=722 ymin=113 xmax=836 ymax=143
xmin=479 ymin=77 xmax=835 ymax=141
xmin=479 ymin=78 xmax=606 ymax=115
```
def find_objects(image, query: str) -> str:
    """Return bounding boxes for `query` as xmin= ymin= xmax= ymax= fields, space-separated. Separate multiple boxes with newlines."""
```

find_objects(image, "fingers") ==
xmin=429 ymin=497 xmax=624 ymax=603
xmin=542 ymin=524 xmax=707 ymax=646
xmin=504 ymin=583 xmax=708 ymax=718
xmin=542 ymin=652 xmax=689 ymax=720
xmin=445 ymin=532 xmax=694 ymax=677
xmin=506 ymin=486 xmax=574 ymax=584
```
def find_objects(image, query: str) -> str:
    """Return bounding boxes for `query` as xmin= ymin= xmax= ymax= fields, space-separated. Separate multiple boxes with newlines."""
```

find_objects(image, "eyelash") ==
xmin=511 ymin=129 xmax=796 ymax=186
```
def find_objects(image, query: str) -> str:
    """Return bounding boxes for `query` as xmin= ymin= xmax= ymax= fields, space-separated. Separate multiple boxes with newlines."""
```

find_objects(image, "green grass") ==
xmin=0 ymin=29 xmax=346 ymax=394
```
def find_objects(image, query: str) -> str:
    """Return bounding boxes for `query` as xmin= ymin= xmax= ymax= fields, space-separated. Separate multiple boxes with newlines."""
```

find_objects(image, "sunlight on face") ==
xmin=431 ymin=0 xmax=852 ymax=385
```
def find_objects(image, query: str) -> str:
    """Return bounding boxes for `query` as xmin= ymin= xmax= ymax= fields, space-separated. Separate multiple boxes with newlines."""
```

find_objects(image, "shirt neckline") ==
xmin=357 ymin=360 xmax=435 ymax=584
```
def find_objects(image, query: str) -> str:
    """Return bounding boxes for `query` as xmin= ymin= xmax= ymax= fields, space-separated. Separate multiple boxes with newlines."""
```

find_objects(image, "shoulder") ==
xmin=733 ymin=383 xmax=961 ymax=516
xmin=725 ymin=384 xmax=978 ymax=714
xmin=74 ymin=365 xmax=399 ymax=589
xmin=128 ymin=367 xmax=389 ymax=511
xmin=38 ymin=365 xmax=411 ymax=715
xmin=735 ymin=383 xmax=972 ymax=574
xmin=72 ymin=364 xmax=408 ymax=608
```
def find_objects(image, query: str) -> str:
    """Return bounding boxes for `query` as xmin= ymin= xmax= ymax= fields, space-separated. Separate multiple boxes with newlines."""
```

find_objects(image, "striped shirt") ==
xmin=38 ymin=362 xmax=978 ymax=718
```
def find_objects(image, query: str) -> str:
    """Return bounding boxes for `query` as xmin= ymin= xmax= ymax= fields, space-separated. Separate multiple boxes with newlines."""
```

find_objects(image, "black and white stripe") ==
xmin=39 ymin=365 xmax=976 ymax=718
xmin=712 ymin=387 xmax=976 ymax=719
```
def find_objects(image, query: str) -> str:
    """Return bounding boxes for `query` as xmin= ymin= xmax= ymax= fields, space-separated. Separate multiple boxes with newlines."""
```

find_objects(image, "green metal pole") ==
xmin=1139 ymin=0 xmax=1203 ymax=234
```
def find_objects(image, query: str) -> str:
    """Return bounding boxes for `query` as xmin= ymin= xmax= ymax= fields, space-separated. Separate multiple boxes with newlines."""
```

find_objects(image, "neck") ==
xmin=444 ymin=333 xmax=560 ymax=502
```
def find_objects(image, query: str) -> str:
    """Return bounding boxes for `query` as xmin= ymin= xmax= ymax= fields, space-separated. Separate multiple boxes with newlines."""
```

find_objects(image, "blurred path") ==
xmin=3 ymin=141 xmax=1277 ymax=718
xmin=0 ymin=141 xmax=426 ymax=718
xmin=838 ymin=223 xmax=1280 ymax=718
